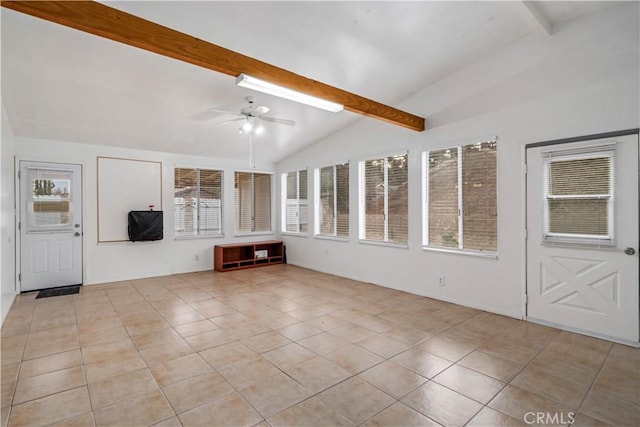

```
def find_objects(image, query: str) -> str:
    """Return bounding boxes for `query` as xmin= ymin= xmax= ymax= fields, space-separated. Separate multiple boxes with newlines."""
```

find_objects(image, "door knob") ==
xmin=624 ymin=247 xmax=636 ymax=255
xmin=74 ymin=232 xmax=80 ymax=237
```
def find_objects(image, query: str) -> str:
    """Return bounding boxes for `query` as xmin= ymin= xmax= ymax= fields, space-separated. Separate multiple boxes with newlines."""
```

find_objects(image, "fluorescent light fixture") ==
xmin=236 ymin=73 xmax=343 ymax=113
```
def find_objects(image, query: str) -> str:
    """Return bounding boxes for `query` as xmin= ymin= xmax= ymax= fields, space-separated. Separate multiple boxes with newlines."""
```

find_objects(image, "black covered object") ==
xmin=128 ymin=210 xmax=163 ymax=241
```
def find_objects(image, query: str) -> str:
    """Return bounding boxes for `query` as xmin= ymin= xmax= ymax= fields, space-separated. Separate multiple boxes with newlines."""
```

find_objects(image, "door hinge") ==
xmin=525 ymin=294 xmax=528 ymax=304
xmin=524 ymin=229 xmax=528 ymax=239
xmin=523 ymin=164 xmax=528 ymax=175
xmin=18 ymin=273 xmax=21 ymax=282
xmin=17 ymin=170 xmax=20 ymax=179
xmin=18 ymin=222 xmax=21 ymax=231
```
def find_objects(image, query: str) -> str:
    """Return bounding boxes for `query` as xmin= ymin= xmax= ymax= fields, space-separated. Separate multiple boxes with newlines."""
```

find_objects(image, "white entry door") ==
xmin=526 ymin=134 xmax=639 ymax=344
xmin=20 ymin=161 xmax=83 ymax=292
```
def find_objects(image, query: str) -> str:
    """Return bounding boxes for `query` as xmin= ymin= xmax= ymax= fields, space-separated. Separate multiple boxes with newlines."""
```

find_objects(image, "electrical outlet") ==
xmin=195 ymin=254 xmax=200 ymax=261
xmin=439 ymin=276 xmax=445 ymax=286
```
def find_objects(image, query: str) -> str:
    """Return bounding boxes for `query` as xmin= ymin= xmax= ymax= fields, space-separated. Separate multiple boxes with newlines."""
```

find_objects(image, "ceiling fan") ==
xmin=199 ymin=96 xmax=295 ymax=135
xmin=195 ymin=96 xmax=295 ymax=168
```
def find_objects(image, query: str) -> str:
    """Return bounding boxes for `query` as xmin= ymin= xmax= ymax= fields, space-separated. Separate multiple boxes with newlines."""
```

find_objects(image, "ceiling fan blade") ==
xmin=190 ymin=108 xmax=242 ymax=121
xmin=260 ymin=116 xmax=295 ymax=126
xmin=216 ymin=118 xmax=246 ymax=126
xmin=252 ymin=105 xmax=270 ymax=116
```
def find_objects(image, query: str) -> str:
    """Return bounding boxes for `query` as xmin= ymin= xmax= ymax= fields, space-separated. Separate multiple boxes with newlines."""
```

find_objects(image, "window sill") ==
xmin=175 ymin=233 xmax=224 ymax=241
xmin=233 ymin=232 xmax=275 ymax=238
xmin=359 ymin=239 xmax=408 ymax=249
xmin=314 ymin=235 xmax=349 ymax=243
xmin=281 ymin=232 xmax=308 ymax=238
xmin=422 ymin=246 xmax=498 ymax=259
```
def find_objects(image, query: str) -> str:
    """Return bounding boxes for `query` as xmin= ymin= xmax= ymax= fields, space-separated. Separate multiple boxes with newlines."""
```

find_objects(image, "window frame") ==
xmin=314 ymin=162 xmax=350 ymax=240
xmin=234 ymin=170 xmax=274 ymax=236
xmin=422 ymin=140 xmax=498 ymax=257
xmin=281 ymin=169 xmax=309 ymax=235
xmin=358 ymin=152 xmax=409 ymax=246
xmin=541 ymin=146 xmax=615 ymax=247
xmin=174 ymin=166 xmax=224 ymax=239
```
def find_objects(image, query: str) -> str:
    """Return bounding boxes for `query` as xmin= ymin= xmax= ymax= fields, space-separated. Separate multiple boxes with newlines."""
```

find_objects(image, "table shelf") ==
xmin=214 ymin=240 xmax=284 ymax=272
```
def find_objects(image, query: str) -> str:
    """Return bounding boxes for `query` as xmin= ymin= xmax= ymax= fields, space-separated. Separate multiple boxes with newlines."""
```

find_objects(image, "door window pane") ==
xmin=29 ymin=170 xmax=72 ymax=228
xmin=544 ymin=151 xmax=614 ymax=243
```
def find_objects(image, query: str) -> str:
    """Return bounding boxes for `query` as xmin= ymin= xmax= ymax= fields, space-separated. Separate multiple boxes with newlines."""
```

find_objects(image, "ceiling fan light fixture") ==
xmin=236 ymin=73 xmax=344 ymax=113
xmin=238 ymin=117 xmax=266 ymax=135
xmin=240 ymin=120 xmax=254 ymax=133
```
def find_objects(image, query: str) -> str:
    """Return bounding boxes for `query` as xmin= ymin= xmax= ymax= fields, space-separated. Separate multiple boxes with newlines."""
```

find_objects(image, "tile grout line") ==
xmin=573 ymin=342 xmax=616 ymax=425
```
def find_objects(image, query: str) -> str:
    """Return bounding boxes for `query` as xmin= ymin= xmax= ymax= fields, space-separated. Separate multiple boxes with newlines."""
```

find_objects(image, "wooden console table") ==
xmin=214 ymin=240 xmax=284 ymax=272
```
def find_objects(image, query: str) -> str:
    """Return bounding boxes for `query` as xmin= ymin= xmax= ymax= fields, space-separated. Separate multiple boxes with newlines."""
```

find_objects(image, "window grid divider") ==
xmin=457 ymin=146 xmax=463 ymax=250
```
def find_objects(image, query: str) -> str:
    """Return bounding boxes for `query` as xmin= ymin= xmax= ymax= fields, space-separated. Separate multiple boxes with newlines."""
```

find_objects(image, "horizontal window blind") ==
xmin=335 ymin=163 xmax=350 ymax=238
xmin=299 ymin=170 xmax=308 ymax=233
xmin=462 ymin=142 xmax=497 ymax=251
xmin=544 ymin=148 xmax=614 ymax=242
xmin=198 ymin=169 xmax=223 ymax=234
xmin=175 ymin=167 xmax=223 ymax=236
xmin=360 ymin=154 xmax=408 ymax=244
xmin=283 ymin=169 xmax=307 ymax=233
xmin=235 ymin=171 xmax=272 ymax=233
xmin=235 ymin=172 xmax=252 ymax=233
xmin=317 ymin=163 xmax=349 ymax=238
xmin=285 ymin=172 xmax=298 ymax=232
xmin=548 ymin=199 xmax=608 ymax=235
xmin=318 ymin=166 xmax=335 ymax=235
xmin=424 ymin=140 xmax=497 ymax=253
xmin=427 ymin=148 xmax=459 ymax=248
xmin=253 ymin=173 xmax=272 ymax=232
xmin=363 ymin=159 xmax=385 ymax=241
xmin=387 ymin=155 xmax=408 ymax=244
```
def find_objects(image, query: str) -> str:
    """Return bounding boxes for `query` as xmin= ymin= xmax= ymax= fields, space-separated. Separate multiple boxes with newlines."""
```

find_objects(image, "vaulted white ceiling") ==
xmin=1 ymin=1 xmax=621 ymax=164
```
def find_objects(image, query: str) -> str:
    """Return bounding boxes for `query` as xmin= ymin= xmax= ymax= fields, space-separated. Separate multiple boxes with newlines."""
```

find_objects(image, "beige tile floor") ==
xmin=1 ymin=265 xmax=638 ymax=426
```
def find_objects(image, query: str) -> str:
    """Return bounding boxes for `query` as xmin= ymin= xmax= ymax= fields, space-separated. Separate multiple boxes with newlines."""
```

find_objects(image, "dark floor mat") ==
xmin=36 ymin=285 xmax=80 ymax=299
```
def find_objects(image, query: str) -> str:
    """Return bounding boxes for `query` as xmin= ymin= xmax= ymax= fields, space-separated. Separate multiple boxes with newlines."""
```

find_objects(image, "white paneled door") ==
xmin=526 ymin=134 xmax=639 ymax=344
xmin=20 ymin=162 xmax=83 ymax=292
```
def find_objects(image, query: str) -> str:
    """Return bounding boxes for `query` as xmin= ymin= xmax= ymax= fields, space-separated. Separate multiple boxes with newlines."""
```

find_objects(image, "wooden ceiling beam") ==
xmin=2 ymin=0 xmax=425 ymax=132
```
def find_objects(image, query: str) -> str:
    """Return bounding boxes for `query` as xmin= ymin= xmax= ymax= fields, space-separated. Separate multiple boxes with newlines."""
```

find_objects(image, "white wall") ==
xmin=1 ymin=104 xmax=17 ymax=324
xmin=14 ymin=138 xmax=277 ymax=285
xmin=276 ymin=4 xmax=640 ymax=318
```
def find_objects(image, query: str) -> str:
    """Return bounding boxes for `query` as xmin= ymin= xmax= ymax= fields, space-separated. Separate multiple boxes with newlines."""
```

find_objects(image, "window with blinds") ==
xmin=315 ymin=163 xmax=349 ymax=238
xmin=235 ymin=171 xmax=272 ymax=234
xmin=174 ymin=167 xmax=223 ymax=237
xmin=423 ymin=140 xmax=497 ymax=253
xmin=543 ymin=146 xmax=615 ymax=245
xmin=282 ymin=169 xmax=308 ymax=234
xmin=359 ymin=154 xmax=408 ymax=244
